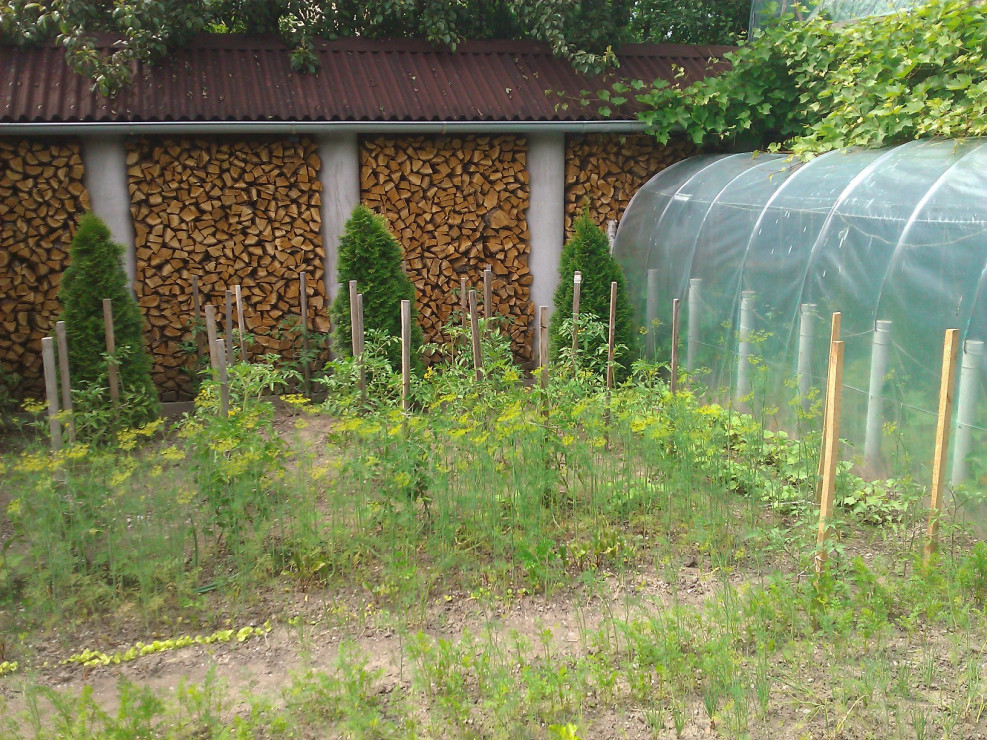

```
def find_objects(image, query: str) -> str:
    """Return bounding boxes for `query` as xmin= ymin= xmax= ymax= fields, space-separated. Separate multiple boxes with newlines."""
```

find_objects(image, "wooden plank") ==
xmin=816 ymin=339 xmax=845 ymax=573
xmin=606 ymin=281 xmax=617 ymax=389
xmin=469 ymin=289 xmax=483 ymax=382
xmin=205 ymin=304 xmax=219 ymax=373
xmin=102 ymin=298 xmax=119 ymax=403
xmin=925 ymin=328 xmax=961 ymax=561
xmin=41 ymin=336 xmax=62 ymax=452
xmin=815 ymin=312 xmax=842 ymax=504
xmin=55 ymin=320 xmax=74 ymax=443
xmin=401 ymin=299 xmax=411 ymax=411
xmin=670 ymin=297 xmax=681 ymax=394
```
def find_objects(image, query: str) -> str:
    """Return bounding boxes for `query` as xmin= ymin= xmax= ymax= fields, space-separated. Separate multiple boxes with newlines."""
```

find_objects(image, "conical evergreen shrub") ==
xmin=58 ymin=213 xmax=158 ymax=417
xmin=330 ymin=205 xmax=423 ymax=371
xmin=549 ymin=211 xmax=637 ymax=378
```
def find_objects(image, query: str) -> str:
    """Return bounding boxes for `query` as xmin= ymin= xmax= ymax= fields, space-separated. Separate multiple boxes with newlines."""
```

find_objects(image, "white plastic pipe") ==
xmin=645 ymin=269 xmax=659 ymax=359
xmin=864 ymin=320 xmax=893 ymax=471
xmin=736 ymin=290 xmax=756 ymax=403
xmin=687 ymin=278 xmax=702 ymax=371
xmin=797 ymin=303 xmax=817 ymax=412
xmin=950 ymin=339 xmax=983 ymax=485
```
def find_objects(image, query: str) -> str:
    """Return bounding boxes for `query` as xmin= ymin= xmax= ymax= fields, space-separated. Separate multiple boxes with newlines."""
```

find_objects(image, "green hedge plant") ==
xmin=549 ymin=211 xmax=636 ymax=379
xmin=330 ymin=205 xmax=423 ymax=372
xmin=58 ymin=213 xmax=158 ymax=424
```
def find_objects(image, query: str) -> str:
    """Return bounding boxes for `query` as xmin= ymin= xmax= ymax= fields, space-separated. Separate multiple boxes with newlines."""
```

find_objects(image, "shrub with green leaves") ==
xmin=330 ymin=205 xmax=423 ymax=371
xmin=549 ymin=212 xmax=636 ymax=379
xmin=58 ymin=213 xmax=158 ymax=421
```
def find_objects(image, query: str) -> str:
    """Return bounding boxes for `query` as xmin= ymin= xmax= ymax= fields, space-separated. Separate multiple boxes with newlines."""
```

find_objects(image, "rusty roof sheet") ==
xmin=0 ymin=36 xmax=731 ymax=125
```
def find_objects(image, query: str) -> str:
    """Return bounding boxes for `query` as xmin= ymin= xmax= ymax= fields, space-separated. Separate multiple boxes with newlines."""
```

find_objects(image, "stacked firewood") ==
xmin=361 ymin=135 xmax=533 ymax=360
xmin=128 ymin=137 xmax=328 ymax=400
xmin=564 ymin=134 xmax=695 ymax=236
xmin=0 ymin=139 xmax=89 ymax=395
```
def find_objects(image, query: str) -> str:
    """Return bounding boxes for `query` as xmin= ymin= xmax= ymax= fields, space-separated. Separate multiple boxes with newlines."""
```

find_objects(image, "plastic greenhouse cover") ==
xmin=750 ymin=0 xmax=927 ymax=30
xmin=614 ymin=139 xmax=987 ymax=483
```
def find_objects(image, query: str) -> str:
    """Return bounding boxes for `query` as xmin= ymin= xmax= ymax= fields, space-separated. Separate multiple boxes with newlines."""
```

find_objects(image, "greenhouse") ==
xmin=614 ymin=138 xmax=987 ymax=484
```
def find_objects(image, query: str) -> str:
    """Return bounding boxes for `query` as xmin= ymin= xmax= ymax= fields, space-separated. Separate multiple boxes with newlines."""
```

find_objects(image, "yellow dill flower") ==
xmin=561 ymin=434 xmax=575 ymax=447
xmin=6 ymin=498 xmax=22 ymax=518
xmin=16 ymin=452 xmax=49 ymax=473
xmin=21 ymin=398 xmax=46 ymax=414
xmin=159 ymin=445 xmax=185 ymax=462
xmin=294 ymin=418 xmax=310 ymax=430
xmin=282 ymin=393 xmax=309 ymax=406
xmin=393 ymin=471 xmax=412 ymax=488
xmin=116 ymin=429 xmax=138 ymax=451
xmin=138 ymin=418 xmax=164 ymax=437
xmin=64 ymin=443 xmax=91 ymax=460
xmin=149 ymin=465 xmax=163 ymax=478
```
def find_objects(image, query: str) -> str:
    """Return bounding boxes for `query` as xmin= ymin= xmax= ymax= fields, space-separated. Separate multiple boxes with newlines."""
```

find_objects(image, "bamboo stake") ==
xmin=816 ymin=339 xmax=845 ymax=574
xmin=572 ymin=271 xmax=582 ymax=371
xmin=538 ymin=305 xmax=550 ymax=390
xmin=925 ymin=328 xmax=960 ymax=562
xmin=401 ymin=299 xmax=411 ymax=412
xmin=299 ymin=272 xmax=311 ymax=393
xmin=55 ymin=320 xmax=74 ymax=443
xmin=102 ymin=299 xmax=119 ymax=403
xmin=191 ymin=275 xmax=204 ymax=364
xmin=41 ymin=336 xmax=62 ymax=452
xmin=224 ymin=289 xmax=235 ymax=366
xmin=469 ymin=289 xmax=483 ymax=382
xmin=606 ymin=281 xmax=617 ymax=389
xmin=216 ymin=338 xmax=229 ymax=418
xmin=205 ymin=304 xmax=219 ymax=373
xmin=235 ymin=284 xmax=247 ymax=363
xmin=815 ymin=312 xmax=842 ymax=504
xmin=670 ymin=298 xmax=681 ymax=394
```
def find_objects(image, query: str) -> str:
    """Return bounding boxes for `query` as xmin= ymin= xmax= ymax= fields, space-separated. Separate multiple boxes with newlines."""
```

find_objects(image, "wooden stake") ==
xmin=925 ymin=328 xmax=960 ymax=561
xmin=356 ymin=293 xmax=366 ymax=403
xmin=41 ymin=336 xmax=62 ymax=452
xmin=205 ymin=304 xmax=219 ymax=373
xmin=235 ymin=284 xmax=247 ymax=363
xmin=224 ymin=289 xmax=235 ymax=366
xmin=815 ymin=312 xmax=842 ymax=504
xmin=348 ymin=280 xmax=360 ymax=356
xmin=460 ymin=277 xmax=469 ymax=331
xmin=401 ymin=299 xmax=411 ymax=411
xmin=469 ymin=289 xmax=483 ymax=382
xmin=216 ymin=338 xmax=229 ymax=418
xmin=538 ymin=305 xmax=549 ymax=390
xmin=483 ymin=266 xmax=493 ymax=324
xmin=606 ymin=281 xmax=617 ymax=389
xmin=816 ymin=339 xmax=845 ymax=573
xmin=670 ymin=298 xmax=681 ymax=394
xmin=572 ymin=272 xmax=582 ymax=371
xmin=102 ymin=299 xmax=119 ymax=403
xmin=55 ymin=321 xmax=74 ymax=443
xmin=299 ymin=272 xmax=311 ymax=393
xmin=191 ymin=275 xmax=204 ymax=363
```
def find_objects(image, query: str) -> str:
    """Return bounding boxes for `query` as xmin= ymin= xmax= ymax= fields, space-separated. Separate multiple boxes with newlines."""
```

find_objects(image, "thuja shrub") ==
xmin=58 ymin=213 xmax=158 ymax=422
xmin=549 ymin=211 xmax=636 ymax=378
xmin=330 ymin=205 xmax=423 ymax=371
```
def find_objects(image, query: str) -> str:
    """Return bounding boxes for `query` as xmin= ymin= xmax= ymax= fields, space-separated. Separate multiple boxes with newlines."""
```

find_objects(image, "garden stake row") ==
xmin=299 ymin=271 xmax=311 ymax=395
xmin=102 ymin=298 xmax=119 ymax=403
xmin=469 ymin=289 xmax=483 ymax=382
xmin=401 ymin=299 xmax=411 ymax=412
xmin=55 ymin=320 xmax=75 ymax=442
xmin=815 ymin=312 xmax=842 ymax=505
xmin=571 ymin=271 xmax=582 ymax=375
xmin=925 ymin=328 xmax=960 ymax=562
xmin=816 ymin=332 xmax=845 ymax=575
xmin=670 ymin=297 xmax=681 ymax=394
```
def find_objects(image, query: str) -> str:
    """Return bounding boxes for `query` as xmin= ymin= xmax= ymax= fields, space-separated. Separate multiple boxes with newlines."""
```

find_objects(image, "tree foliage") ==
xmin=549 ymin=212 xmax=636 ymax=378
xmin=0 ymin=0 xmax=637 ymax=95
xmin=330 ymin=205 xmax=423 ymax=372
xmin=58 ymin=213 xmax=158 ymax=417
xmin=628 ymin=0 xmax=749 ymax=45
xmin=629 ymin=0 xmax=987 ymax=157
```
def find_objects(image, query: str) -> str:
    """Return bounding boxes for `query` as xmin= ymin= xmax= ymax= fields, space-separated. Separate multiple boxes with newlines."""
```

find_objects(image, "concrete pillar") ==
xmin=81 ymin=136 xmax=136 ymax=287
xmin=527 ymin=131 xmax=565 ymax=323
xmin=317 ymin=132 xmax=361 ymax=304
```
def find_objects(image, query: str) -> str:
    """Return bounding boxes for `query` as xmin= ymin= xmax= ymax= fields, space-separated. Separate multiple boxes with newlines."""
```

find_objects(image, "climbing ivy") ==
xmin=628 ymin=0 xmax=987 ymax=157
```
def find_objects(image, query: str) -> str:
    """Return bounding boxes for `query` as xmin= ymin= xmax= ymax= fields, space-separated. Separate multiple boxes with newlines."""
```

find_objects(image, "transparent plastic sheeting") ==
xmin=750 ymin=0 xmax=927 ymax=29
xmin=614 ymin=139 xmax=987 ymax=483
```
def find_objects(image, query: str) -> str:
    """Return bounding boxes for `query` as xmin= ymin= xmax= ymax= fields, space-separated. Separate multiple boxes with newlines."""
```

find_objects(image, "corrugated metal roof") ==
xmin=0 ymin=36 xmax=731 ymax=124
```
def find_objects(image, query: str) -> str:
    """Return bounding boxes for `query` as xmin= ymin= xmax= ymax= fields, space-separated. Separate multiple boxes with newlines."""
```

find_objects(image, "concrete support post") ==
xmin=645 ymin=269 xmax=659 ymax=359
xmin=527 ymin=131 xmax=565 ymax=332
xmin=736 ymin=290 xmax=756 ymax=404
xmin=81 ymin=136 xmax=136 ymax=288
xmin=317 ymin=132 xmax=361 ymax=305
xmin=864 ymin=320 xmax=893 ymax=471
xmin=951 ymin=339 xmax=984 ymax=485
xmin=687 ymin=278 xmax=702 ymax=371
